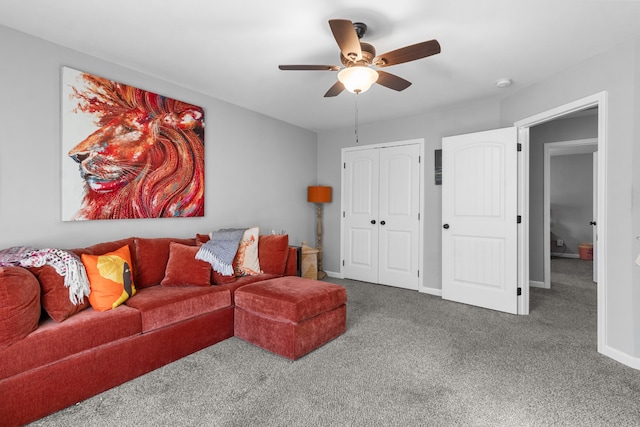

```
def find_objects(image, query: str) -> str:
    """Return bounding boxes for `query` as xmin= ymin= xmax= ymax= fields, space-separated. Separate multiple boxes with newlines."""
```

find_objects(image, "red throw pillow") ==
xmin=0 ymin=267 xmax=41 ymax=349
xmin=258 ymin=234 xmax=289 ymax=275
xmin=161 ymin=242 xmax=212 ymax=287
xmin=28 ymin=265 xmax=89 ymax=322
xmin=134 ymin=237 xmax=195 ymax=288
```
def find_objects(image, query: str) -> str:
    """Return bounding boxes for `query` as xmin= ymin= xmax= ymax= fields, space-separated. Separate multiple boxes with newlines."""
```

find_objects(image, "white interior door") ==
xmin=442 ymin=127 xmax=519 ymax=314
xmin=592 ymin=151 xmax=598 ymax=283
xmin=342 ymin=149 xmax=379 ymax=283
xmin=378 ymin=144 xmax=420 ymax=290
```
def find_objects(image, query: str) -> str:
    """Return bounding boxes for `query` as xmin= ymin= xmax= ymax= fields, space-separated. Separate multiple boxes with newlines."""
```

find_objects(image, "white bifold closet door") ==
xmin=343 ymin=143 xmax=420 ymax=290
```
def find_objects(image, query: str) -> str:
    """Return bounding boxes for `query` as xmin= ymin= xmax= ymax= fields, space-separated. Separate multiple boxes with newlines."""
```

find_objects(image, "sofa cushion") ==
xmin=161 ymin=242 xmax=211 ymax=287
xmin=235 ymin=277 xmax=347 ymax=323
xmin=71 ymin=237 xmax=136 ymax=264
xmin=195 ymin=233 xmax=210 ymax=244
xmin=27 ymin=265 xmax=90 ymax=322
xmin=217 ymin=273 xmax=282 ymax=303
xmin=257 ymin=234 xmax=289 ymax=275
xmin=0 ymin=267 xmax=41 ymax=349
xmin=234 ymin=227 xmax=260 ymax=276
xmin=134 ymin=237 xmax=195 ymax=288
xmin=82 ymin=245 xmax=136 ymax=312
xmin=209 ymin=270 xmax=235 ymax=286
xmin=125 ymin=286 xmax=231 ymax=332
xmin=0 ymin=305 xmax=141 ymax=380
xmin=233 ymin=273 xmax=281 ymax=288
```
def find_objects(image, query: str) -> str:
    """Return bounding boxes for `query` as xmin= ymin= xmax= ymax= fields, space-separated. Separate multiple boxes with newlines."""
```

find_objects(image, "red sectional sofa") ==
xmin=0 ymin=234 xmax=299 ymax=426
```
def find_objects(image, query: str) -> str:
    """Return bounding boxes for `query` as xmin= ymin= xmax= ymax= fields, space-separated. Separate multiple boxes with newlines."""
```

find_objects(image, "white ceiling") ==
xmin=1 ymin=0 xmax=640 ymax=132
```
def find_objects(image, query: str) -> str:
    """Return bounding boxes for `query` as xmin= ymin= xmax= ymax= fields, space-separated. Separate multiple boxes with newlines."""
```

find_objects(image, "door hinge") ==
xmin=419 ymin=155 xmax=421 ymax=163
xmin=343 ymin=162 xmax=346 ymax=169
xmin=517 ymin=143 xmax=522 ymax=152
xmin=343 ymin=211 xmax=345 ymax=218
xmin=517 ymin=287 xmax=522 ymax=296
xmin=342 ymin=260 xmax=345 ymax=267
xmin=418 ymin=213 xmax=420 ymax=221
xmin=417 ymin=270 xmax=420 ymax=278
xmin=517 ymin=215 xmax=522 ymax=224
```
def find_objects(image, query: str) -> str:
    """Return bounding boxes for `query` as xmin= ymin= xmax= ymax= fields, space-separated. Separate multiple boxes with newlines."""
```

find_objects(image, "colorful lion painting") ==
xmin=62 ymin=68 xmax=204 ymax=220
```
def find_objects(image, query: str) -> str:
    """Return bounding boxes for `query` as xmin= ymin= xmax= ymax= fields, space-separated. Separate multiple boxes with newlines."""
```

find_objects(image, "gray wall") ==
xmin=2 ymin=23 xmax=639 ymax=363
xmin=0 ymin=25 xmax=318 ymax=250
xmin=500 ymin=40 xmax=640 ymax=359
xmin=550 ymin=153 xmax=594 ymax=254
xmin=529 ymin=115 xmax=598 ymax=281
xmin=319 ymin=38 xmax=640 ymax=362
xmin=634 ymin=36 xmax=640 ymax=358
xmin=317 ymin=100 xmax=502 ymax=292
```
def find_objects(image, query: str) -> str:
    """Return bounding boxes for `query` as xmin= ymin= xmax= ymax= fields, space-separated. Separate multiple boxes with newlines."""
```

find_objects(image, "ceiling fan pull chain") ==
xmin=355 ymin=93 xmax=359 ymax=144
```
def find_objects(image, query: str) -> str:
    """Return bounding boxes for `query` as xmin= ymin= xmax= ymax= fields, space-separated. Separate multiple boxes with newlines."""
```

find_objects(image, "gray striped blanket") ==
xmin=195 ymin=228 xmax=245 ymax=276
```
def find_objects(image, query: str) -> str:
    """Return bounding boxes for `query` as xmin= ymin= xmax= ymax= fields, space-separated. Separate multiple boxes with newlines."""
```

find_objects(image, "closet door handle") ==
xmin=443 ymin=224 xmax=450 ymax=229
xmin=371 ymin=220 xmax=376 ymax=225
xmin=380 ymin=220 xmax=386 ymax=225
xmin=590 ymin=221 xmax=597 ymax=226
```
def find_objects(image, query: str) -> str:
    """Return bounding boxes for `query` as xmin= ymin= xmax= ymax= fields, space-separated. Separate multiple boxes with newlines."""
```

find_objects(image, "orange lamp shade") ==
xmin=308 ymin=186 xmax=332 ymax=203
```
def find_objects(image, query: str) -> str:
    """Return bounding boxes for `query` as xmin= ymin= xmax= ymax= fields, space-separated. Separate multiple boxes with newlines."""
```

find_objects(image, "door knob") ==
xmin=380 ymin=221 xmax=386 ymax=225
xmin=590 ymin=221 xmax=597 ymax=226
xmin=371 ymin=220 xmax=376 ymax=225
xmin=443 ymin=224 xmax=450 ymax=229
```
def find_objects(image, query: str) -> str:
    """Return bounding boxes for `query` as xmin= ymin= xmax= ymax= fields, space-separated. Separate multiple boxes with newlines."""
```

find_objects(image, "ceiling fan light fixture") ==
xmin=495 ymin=78 xmax=512 ymax=88
xmin=338 ymin=66 xmax=379 ymax=94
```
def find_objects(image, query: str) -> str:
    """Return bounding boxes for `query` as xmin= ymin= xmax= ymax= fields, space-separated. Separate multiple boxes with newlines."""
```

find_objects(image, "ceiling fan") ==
xmin=278 ymin=19 xmax=441 ymax=97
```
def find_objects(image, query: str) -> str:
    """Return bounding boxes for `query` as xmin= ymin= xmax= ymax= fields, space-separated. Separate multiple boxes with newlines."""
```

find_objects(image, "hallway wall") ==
xmin=529 ymin=115 xmax=597 ymax=281
xmin=550 ymin=152 xmax=594 ymax=255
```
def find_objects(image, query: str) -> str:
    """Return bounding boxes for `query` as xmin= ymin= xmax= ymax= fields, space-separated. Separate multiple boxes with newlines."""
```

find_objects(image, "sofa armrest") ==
xmin=284 ymin=246 xmax=302 ymax=277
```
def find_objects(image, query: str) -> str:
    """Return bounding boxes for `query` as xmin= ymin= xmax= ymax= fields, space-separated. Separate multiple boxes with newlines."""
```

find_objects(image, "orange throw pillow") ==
xmin=82 ymin=245 xmax=136 ymax=312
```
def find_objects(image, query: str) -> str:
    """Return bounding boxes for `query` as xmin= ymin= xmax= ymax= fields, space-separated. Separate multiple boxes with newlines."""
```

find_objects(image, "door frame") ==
xmin=515 ymin=91 xmax=607 ymax=354
xmin=541 ymin=138 xmax=598 ymax=289
xmin=340 ymin=138 xmax=425 ymax=290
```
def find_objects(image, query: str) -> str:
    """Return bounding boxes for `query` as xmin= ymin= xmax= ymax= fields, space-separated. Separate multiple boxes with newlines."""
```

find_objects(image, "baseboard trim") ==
xmin=530 ymin=280 xmax=546 ymax=289
xmin=420 ymin=287 xmax=442 ymax=296
xmin=600 ymin=344 xmax=640 ymax=371
xmin=550 ymin=252 xmax=580 ymax=259
xmin=324 ymin=270 xmax=342 ymax=279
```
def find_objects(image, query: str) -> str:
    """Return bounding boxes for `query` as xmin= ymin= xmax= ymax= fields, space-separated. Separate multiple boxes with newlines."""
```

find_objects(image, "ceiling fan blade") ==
xmin=324 ymin=81 xmax=345 ymax=97
xmin=328 ymin=19 xmax=362 ymax=61
xmin=374 ymin=39 xmax=441 ymax=67
xmin=375 ymin=70 xmax=412 ymax=91
xmin=279 ymin=65 xmax=340 ymax=71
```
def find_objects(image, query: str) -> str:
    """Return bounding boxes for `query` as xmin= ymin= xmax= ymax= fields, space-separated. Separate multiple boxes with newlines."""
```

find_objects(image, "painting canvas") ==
xmin=61 ymin=67 xmax=205 ymax=221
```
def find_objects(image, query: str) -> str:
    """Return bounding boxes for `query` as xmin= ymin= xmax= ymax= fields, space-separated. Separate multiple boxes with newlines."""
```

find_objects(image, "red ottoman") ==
xmin=234 ymin=277 xmax=347 ymax=360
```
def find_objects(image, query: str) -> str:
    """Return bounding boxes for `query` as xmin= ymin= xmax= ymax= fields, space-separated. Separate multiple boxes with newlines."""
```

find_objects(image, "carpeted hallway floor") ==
xmin=30 ymin=258 xmax=640 ymax=426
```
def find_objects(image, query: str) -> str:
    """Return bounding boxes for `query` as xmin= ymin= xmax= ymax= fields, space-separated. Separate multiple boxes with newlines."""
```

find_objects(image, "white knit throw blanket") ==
xmin=0 ymin=246 xmax=90 ymax=305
